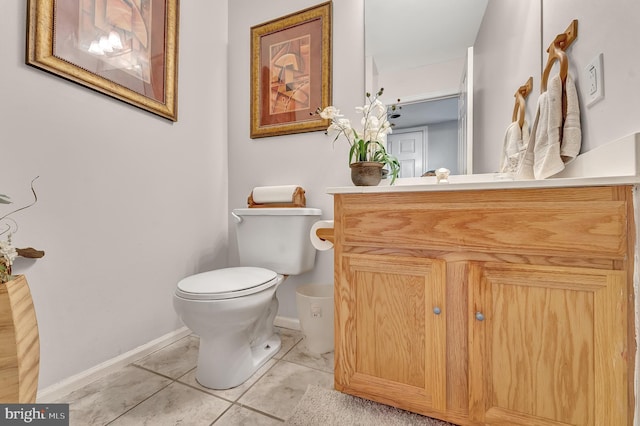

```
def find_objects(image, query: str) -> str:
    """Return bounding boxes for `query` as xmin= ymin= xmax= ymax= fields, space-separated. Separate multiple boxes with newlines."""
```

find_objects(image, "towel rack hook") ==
xmin=541 ymin=20 xmax=578 ymax=93
xmin=546 ymin=20 xmax=578 ymax=54
xmin=516 ymin=76 xmax=533 ymax=98
xmin=512 ymin=76 xmax=533 ymax=129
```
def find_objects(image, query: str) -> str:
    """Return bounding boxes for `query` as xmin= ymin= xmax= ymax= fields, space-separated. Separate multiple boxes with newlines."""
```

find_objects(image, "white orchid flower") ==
xmin=361 ymin=115 xmax=380 ymax=130
xmin=318 ymin=88 xmax=400 ymax=184
xmin=370 ymin=99 xmax=387 ymax=120
xmin=329 ymin=118 xmax=352 ymax=132
xmin=0 ymin=238 xmax=17 ymax=267
xmin=319 ymin=106 xmax=343 ymax=120
xmin=364 ymin=125 xmax=381 ymax=142
xmin=380 ymin=119 xmax=393 ymax=135
xmin=355 ymin=104 xmax=372 ymax=115
xmin=328 ymin=118 xmax=356 ymax=144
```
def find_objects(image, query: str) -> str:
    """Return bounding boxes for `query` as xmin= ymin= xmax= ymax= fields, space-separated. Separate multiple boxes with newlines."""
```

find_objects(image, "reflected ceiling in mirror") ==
xmin=365 ymin=0 xmax=488 ymax=75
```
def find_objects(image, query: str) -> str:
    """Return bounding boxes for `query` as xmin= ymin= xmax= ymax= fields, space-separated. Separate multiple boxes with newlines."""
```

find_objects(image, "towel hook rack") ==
xmin=541 ymin=19 xmax=578 ymax=93
xmin=512 ymin=76 xmax=533 ymax=129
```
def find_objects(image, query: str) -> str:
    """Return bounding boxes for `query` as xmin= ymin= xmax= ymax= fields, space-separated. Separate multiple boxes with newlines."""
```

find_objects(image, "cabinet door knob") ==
xmin=433 ymin=307 xmax=441 ymax=315
xmin=475 ymin=312 xmax=485 ymax=321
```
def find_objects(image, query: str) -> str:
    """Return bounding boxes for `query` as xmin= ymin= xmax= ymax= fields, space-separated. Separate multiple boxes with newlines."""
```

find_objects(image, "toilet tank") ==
xmin=232 ymin=207 xmax=322 ymax=275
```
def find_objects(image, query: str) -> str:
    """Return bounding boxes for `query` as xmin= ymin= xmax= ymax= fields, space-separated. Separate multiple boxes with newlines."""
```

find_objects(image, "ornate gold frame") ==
xmin=250 ymin=2 xmax=332 ymax=138
xmin=26 ymin=0 xmax=179 ymax=121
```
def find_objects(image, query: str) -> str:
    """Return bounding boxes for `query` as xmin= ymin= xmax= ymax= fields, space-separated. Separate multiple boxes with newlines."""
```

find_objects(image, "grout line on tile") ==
xmin=280 ymin=360 xmax=333 ymax=375
xmin=226 ymin=357 xmax=281 ymax=401
xmin=226 ymin=402 xmax=286 ymax=424
xmin=104 ymin=378 xmax=175 ymax=425
xmin=274 ymin=335 xmax=304 ymax=360
xmin=130 ymin=363 xmax=183 ymax=382
xmin=277 ymin=331 xmax=335 ymax=374
xmin=207 ymin=402 xmax=234 ymax=425
xmin=176 ymin=381 xmax=237 ymax=405
xmin=179 ymin=357 xmax=281 ymax=405
xmin=174 ymin=366 xmax=197 ymax=381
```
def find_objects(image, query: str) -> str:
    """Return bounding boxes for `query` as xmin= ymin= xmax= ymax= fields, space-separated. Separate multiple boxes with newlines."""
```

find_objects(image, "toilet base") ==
xmin=195 ymin=332 xmax=282 ymax=390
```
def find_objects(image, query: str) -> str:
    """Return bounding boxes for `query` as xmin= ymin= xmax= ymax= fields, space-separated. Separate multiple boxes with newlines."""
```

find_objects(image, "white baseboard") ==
xmin=38 ymin=318 xmax=299 ymax=402
xmin=37 ymin=326 xmax=191 ymax=403
xmin=275 ymin=315 xmax=300 ymax=331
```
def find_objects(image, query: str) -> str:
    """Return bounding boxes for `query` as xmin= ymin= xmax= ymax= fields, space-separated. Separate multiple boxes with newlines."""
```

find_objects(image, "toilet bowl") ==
xmin=174 ymin=267 xmax=285 ymax=389
xmin=173 ymin=207 xmax=322 ymax=389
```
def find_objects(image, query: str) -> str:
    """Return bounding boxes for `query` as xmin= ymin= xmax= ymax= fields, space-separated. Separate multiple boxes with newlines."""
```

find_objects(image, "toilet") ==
xmin=173 ymin=207 xmax=322 ymax=390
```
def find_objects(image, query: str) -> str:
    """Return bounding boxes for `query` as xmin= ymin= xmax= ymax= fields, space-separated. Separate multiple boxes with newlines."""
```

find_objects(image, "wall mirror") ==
xmin=365 ymin=0 xmax=543 ymax=177
xmin=365 ymin=0 xmax=488 ymax=177
xmin=367 ymin=1 xmax=637 ymax=176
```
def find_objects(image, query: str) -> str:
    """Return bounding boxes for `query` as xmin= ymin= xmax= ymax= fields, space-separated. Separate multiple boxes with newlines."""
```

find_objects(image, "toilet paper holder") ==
xmin=315 ymin=227 xmax=334 ymax=244
xmin=310 ymin=220 xmax=335 ymax=251
xmin=247 ymin=186 xmax=306 ymax=208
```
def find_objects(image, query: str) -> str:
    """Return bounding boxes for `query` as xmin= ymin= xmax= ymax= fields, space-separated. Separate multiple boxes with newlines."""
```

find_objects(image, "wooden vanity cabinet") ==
xmin=468 ymin=262 xmax=627 ymax=425
xmin=336 ymin=253 xmax=448 ymax=414
xmin=333 ymin=186 xmax=634 ymax=426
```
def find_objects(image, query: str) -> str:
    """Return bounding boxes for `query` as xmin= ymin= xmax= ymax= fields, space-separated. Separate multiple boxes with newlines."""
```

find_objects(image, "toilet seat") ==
xmin=176 ymin=267 xmax=279 ymax=301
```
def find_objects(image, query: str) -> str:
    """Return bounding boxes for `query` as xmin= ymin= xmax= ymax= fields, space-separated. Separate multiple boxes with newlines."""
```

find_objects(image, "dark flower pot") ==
xmin=350 ymin=162 xmax=383 ymax=186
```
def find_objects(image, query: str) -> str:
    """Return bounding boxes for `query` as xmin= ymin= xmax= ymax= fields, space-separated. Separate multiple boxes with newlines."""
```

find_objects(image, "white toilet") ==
xmin=173 ymin=207 xmax=322 ymax=390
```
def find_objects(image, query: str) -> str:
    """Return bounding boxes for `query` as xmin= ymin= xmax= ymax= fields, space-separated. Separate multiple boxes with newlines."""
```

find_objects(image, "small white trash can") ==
xmin=295 ymin=284 xmax=334 ymax=354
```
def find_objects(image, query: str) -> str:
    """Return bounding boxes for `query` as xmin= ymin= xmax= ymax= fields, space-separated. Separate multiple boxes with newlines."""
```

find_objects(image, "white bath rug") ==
xmin=285 ymin=385 xmax=457 ymax=426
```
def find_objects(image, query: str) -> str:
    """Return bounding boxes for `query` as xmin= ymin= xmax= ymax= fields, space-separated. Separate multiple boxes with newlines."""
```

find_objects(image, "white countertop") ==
xmin=327 ymin=174 xmax=640 ymax=194
xmin=327 ymin=132 xmax=640 ymax=194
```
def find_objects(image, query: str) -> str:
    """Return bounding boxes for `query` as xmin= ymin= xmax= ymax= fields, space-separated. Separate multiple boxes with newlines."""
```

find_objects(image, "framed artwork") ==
xmin=250 ymin=2 xmax=332 ymax=138
xmin=27 ymin=0 xmax=179 ymax=122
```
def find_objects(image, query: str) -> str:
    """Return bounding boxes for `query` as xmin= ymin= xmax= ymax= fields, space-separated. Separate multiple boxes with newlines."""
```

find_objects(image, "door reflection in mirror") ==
xmin=386 ymin=97 xmax=459 ymax=177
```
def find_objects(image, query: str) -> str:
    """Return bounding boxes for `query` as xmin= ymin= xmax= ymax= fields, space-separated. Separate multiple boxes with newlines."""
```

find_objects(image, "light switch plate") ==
xmin=584 ymin=53 xmax=604 ymax=107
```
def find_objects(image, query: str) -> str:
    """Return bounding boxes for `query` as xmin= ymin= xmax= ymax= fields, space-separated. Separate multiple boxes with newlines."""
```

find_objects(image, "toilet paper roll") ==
xmin=310 ymin=220 xmax=334 ymax=251
xmin=252 ymin=185 xmax=301 ymax=203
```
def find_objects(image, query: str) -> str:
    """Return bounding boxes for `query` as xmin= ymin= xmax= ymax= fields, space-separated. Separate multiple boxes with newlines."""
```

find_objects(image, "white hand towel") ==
xmin=533 ymin=74 xmax=565 ymax=179
xmin=527 ymin=74 xmax=583 ymax=180
xmin=500 ymin=120 xmax=530 ymax=174
xmin=517 ymin=94 xmax=543 ymax=180
xmin=560 ymin=74 xmax=581 ymax=162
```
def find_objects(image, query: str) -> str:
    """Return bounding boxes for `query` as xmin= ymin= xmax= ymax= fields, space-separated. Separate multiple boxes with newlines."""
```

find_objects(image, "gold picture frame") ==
xmin=26 ymin=0 xmax=179 ymax=122
xmin=250 ymin=2 xmax=332 ymax=138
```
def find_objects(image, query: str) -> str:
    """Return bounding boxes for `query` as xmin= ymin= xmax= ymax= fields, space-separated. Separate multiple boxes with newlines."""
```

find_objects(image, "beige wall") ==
xmin=473 ymin=0 xmax=542 ymax=173
xmin=227 ymin=0 xmax=363 ymax=319
xmin=2 ymin=1 xmax=229 ymax=388
xmin=542 ymin=0 xmax=640 ymax=154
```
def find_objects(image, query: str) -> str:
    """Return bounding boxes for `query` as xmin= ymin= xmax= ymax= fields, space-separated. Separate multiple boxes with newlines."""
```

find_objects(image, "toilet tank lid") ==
xmin=232 ymin=207 xmax=322 ymax=216
xmin=177 ymin=267 xmax=278 ymax=295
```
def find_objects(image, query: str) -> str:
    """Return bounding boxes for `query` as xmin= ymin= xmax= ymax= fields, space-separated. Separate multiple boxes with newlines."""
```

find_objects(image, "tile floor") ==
xmin=52 ymin=328 xmax=334 ymax=425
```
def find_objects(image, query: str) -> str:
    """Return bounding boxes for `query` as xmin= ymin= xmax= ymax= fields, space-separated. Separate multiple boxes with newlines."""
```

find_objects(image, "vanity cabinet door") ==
xmin=334 ymin=254 xmax=447 ymax=415
xmin=468 ymin=262 xmax=628 ymax=426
